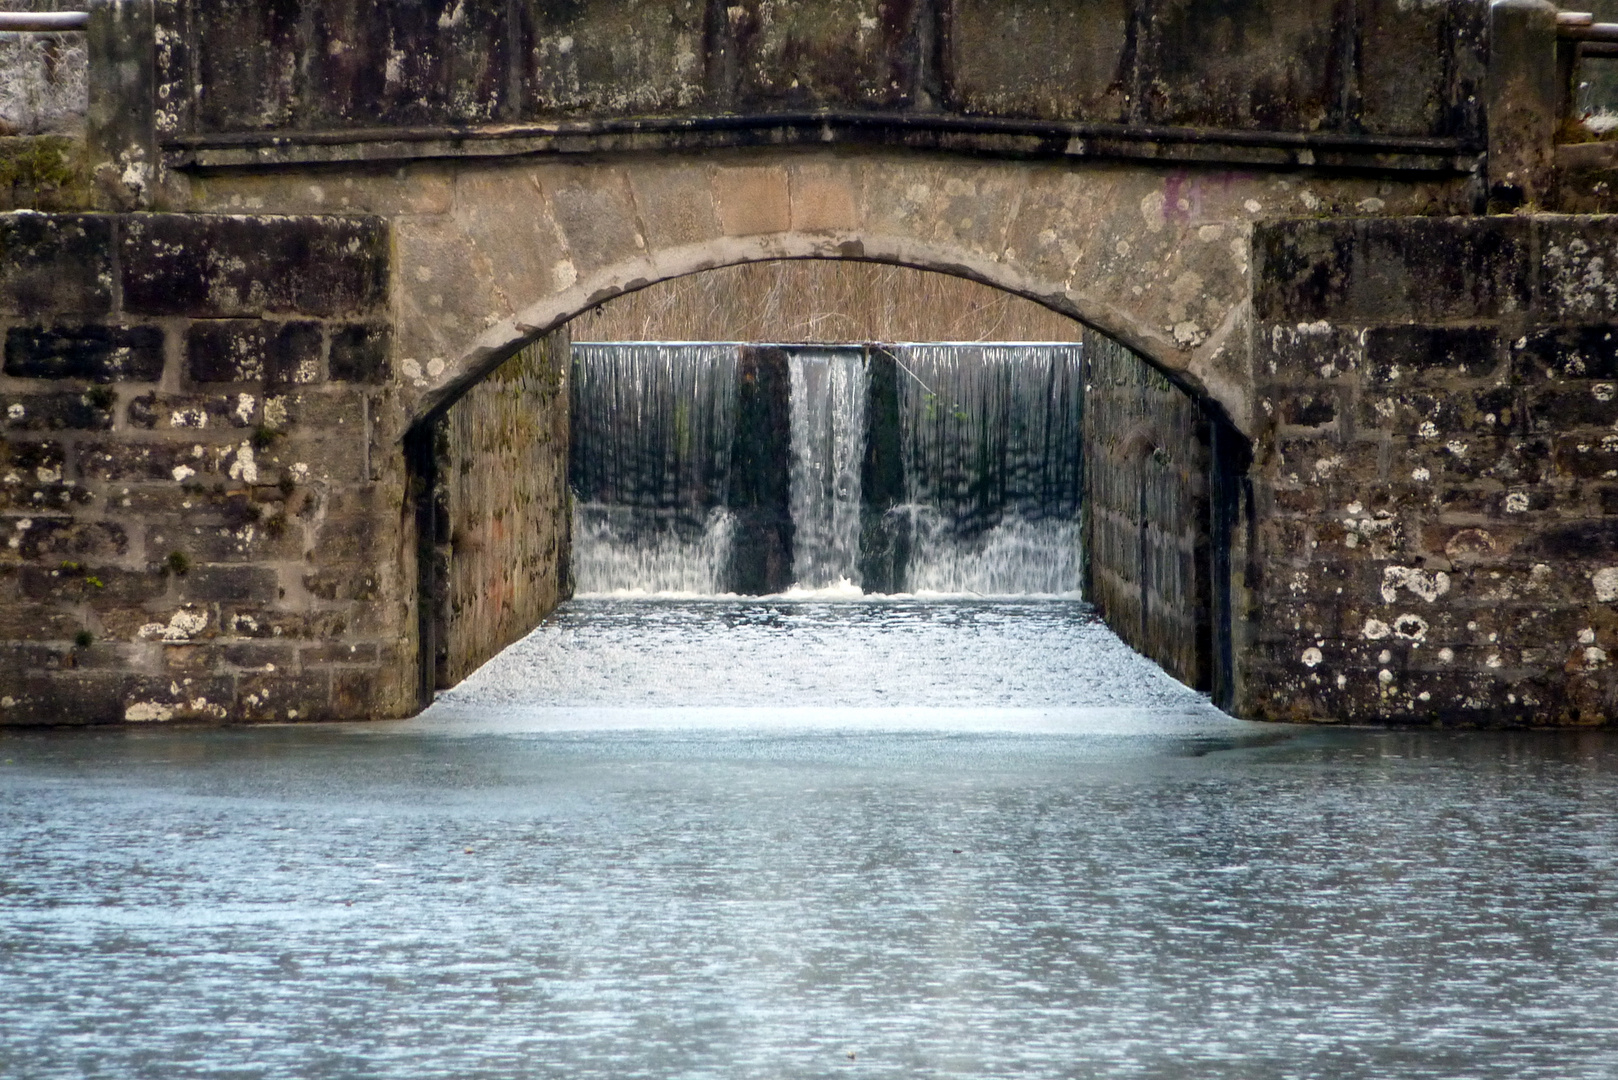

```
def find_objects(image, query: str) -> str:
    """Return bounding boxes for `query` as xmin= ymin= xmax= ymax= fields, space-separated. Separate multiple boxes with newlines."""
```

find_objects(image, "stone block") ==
xmin=0 ymin=670 xmax=133 ymax=725
xmin=1255 ymin=321 xmax=1363 ymax=382
xmin=220 ymin=641 xmax=298 ymax=670
xmin=1276 ymin=389 xmax=1339 ymax=428
xmin=299 ymin=641 xmax=378 ymax=665
xmin=329 ymin=323 xmax=390 ymax=383
xmin=302 ymin=563 xmax=381 ymax=602
xmin=1364 ymin=326 xmax=1502 ymax=384
xmin=177 ymin=564 xmax=280 ymax=604
xmin=236 ymin=670 xmax=332 ymax=722
xmin=147 ymin=518 xmax=302 ymax=564
xmin=1525 ymin=385 xmax=1618 ymax=433
xmin=1358 ymin=386 xmax=1522 ymax=438
xmin=1513 ymin=326 xmax=1618 ymax=381
xmin=255 ymin=437 xmax=369 ymax=484
xmin=120 ymin=214 xmax=388 ymax=318
xmin=628 ymin=165 xmax=723 ymax=250
xmin=261 ymin=386 xmax=369 ymax=431
xmin=1406 ymin=436 xmax=1553 ymax=486
xmin=712 ymin=166 xmax=791 ymax=238
xmin=1554 ymin=434 xmax=1618 ymax=480
xmin=118 ymin=675 xmax=237 ymax=723
xmin=1522 ymin=518 xmax=1618 ymax=561
xmin=331 ymin=668 xmax=379 ymax=717
xmin=546 ymin=168 xmax=646 ymax=276
xmin=1538 ymin=218 xmax=1618 ymax=320
xmin=186 ymin=320 xmax=323 ymax=385
xmin=17 ymin=564 xmax=167 ymax=607
xmin=4 ymin=324 xmax=166 ymax=382
xmin=948 ymin=0 xmax=1129 ymax=122
xmin=1253 ymin=217 xmax=1532 ymax=324
xmin=0 ymin=389 xmax=115 ymax=432
xmin=0 ymin=602 xmax=82 ymax=640
xmin=3 ymin=516 xmax=127 ymax=561
xmin=80 ymin=440 xmax=225 ymax=482
xmin=127 ymin=391 xmax=258 ymax=431
xmin=0 ymin=214 xmax=114 ymax=316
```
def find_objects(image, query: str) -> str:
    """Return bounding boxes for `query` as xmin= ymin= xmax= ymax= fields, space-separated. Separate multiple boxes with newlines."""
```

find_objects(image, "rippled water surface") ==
xmin=4 ymin=599 xmax=1618 ymax=1079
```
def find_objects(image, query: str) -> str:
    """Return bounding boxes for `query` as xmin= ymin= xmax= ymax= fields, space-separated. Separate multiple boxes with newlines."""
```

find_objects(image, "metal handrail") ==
xmin=0 ymin=11 xmax=87 ymax=31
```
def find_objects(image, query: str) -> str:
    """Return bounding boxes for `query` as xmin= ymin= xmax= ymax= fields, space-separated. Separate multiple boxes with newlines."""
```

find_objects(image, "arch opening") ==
xmin=405 ymin=260 xmax=1250 ymax=715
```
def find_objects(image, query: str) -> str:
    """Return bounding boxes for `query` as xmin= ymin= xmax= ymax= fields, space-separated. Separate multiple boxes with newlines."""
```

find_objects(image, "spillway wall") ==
xmin=420 ymin=328 xmax=571 ymax=693
xmin=1081 ymin=330 xmax=1221 ymax=695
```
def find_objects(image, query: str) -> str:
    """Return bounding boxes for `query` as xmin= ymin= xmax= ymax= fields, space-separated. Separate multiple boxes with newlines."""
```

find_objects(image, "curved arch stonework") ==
xmin=333 ymin=151 xmax=1470 ymax=436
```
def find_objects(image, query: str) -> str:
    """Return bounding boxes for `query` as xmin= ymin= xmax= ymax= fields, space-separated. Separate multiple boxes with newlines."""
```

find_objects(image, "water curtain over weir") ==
xmin=570 ymin=343 xmax=1083 ymax=596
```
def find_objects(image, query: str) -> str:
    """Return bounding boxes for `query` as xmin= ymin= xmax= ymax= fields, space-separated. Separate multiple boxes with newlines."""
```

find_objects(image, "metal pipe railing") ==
xmin=0 ymin=11 xmax=87 ymax=31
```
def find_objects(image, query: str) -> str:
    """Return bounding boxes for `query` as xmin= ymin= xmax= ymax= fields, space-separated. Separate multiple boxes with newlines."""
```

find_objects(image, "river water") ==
xmin=4 ymin=597 xmax=1618 ymax=1079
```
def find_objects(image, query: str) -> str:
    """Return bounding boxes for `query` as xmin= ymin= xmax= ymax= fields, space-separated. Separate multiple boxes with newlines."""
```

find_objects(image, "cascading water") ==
xmin=569 ymin=341 xmax=1083 ymax=596
xmin=788 ymin=349 xmax=867 ymax=589
xmin=569 ymin=343 xmax=739 ymax=594
xmin=889 ymin=344 xmax=1084 ymax=595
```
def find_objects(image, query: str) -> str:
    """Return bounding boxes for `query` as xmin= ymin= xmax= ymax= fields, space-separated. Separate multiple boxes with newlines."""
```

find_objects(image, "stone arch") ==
xmin=383 ymin=153 xmax=1314 ymax=438
xmin=409 ymin=233 xmax=1244 ymax=434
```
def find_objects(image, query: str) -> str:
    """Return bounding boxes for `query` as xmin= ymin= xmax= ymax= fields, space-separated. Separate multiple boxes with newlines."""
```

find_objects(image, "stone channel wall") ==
xmin=1249 ymin=215 xmax=1618 ymax=725
xmin=1081 ymin=328 xmax=1216 ymax=696
xmin=424 ymin=328 xmax=571 ymax=691
xmin=0 ymin=211 xmax=409 ymax=724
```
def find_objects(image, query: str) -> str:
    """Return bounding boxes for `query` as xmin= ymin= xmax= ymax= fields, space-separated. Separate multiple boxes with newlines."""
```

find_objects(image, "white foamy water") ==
xmin=788 ymin=348 xmax=867 ymax=588
xmin=570 ymin=504 xmax=736 ymax=595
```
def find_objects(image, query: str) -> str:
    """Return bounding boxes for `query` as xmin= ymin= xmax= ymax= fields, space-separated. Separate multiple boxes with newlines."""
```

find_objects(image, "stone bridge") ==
xmin=2 ymin=0 xmax=1617 ymax=726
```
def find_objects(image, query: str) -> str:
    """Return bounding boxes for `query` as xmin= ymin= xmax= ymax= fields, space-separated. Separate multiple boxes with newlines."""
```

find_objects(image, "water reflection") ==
xmin=1 ymin=601 xmax=1616 ymax=1079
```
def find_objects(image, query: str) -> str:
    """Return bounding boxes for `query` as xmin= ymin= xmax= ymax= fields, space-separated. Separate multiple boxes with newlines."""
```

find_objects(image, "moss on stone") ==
xmin=0 ymin=136 xmax=93 ymax=210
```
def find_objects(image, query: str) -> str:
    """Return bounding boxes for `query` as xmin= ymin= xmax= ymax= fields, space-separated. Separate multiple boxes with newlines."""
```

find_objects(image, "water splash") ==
xmin=789 ymin=348 xmax=867 ymax=589
xmin=891 ymin=343 xmax=1084 ymax=594
xmin=572 ymin=504 xmax=736 ymax=595
xmin=570 ymin=344 xmax=738 ymax=593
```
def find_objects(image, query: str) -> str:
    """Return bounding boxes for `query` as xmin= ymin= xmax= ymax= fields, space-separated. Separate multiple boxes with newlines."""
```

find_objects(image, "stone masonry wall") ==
xmin=428 ymin=328 xmax=571 ymax=690
xmin=1081 ymin=327 xmax=1214 ymax=694
xmin=1249 ymin=214 xmax=1618 ymax=725
xmin=0 ymin=211 xmax=408 ymax=724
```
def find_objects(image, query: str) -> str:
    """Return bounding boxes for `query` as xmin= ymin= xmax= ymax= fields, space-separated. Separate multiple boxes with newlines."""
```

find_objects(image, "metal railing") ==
xmin=0 ymin=11 xmax=86 ymax=31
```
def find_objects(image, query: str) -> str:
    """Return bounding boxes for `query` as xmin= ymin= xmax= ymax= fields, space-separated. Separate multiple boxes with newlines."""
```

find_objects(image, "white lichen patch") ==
xmin=1382 ymin=566 xmax=1450 ymax=604
xmin=139 ymin=609 xmax=210 ymax=643
xmin=1392 ymin=614 xmax=1429 ymax=642
xmin=1301 ymin=647 xmax=1323 ymax=668
xmin=124 ymin=701 xmax=175 ymax=722
xmin=1593 ymin=566 xmax=1618 ymax=603
xmin=6 ymin=403 xmax=23 ymax=421
xmin=1504 ymin=492 xmax=1529 ymax=513
xmin=235 ymin=393 xmax=256 ymax=425
xmin=1363 ymin=618 xmax=1391 ymax=640
xmin=227 ymin=442 xmax=258 ymax=485
xmin=172 ymin=464 xmax=195 ymax=483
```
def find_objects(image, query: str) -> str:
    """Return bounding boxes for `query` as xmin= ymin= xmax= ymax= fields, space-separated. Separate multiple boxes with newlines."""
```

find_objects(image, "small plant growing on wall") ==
xmin=165 ymin=551 xmax=191 ymax=576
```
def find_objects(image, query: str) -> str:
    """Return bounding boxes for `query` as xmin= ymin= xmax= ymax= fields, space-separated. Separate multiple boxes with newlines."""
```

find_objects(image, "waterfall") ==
xmin=569 ymin=343 xmax=739 ymax=594
xmin=788 ymin=348 xmax=867 ymax=589
xmin=889 ymin=344 xmax=1084 ymax=596
xmin=569 ymin=341 xmax=1083 ymax=597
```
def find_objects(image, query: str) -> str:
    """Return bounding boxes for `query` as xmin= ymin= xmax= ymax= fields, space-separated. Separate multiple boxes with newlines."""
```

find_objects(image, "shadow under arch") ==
xmin=404 ymin=247 xmax=1253 ymax=716
xmin=404 ymin=232 xmax=1250 ymax=439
